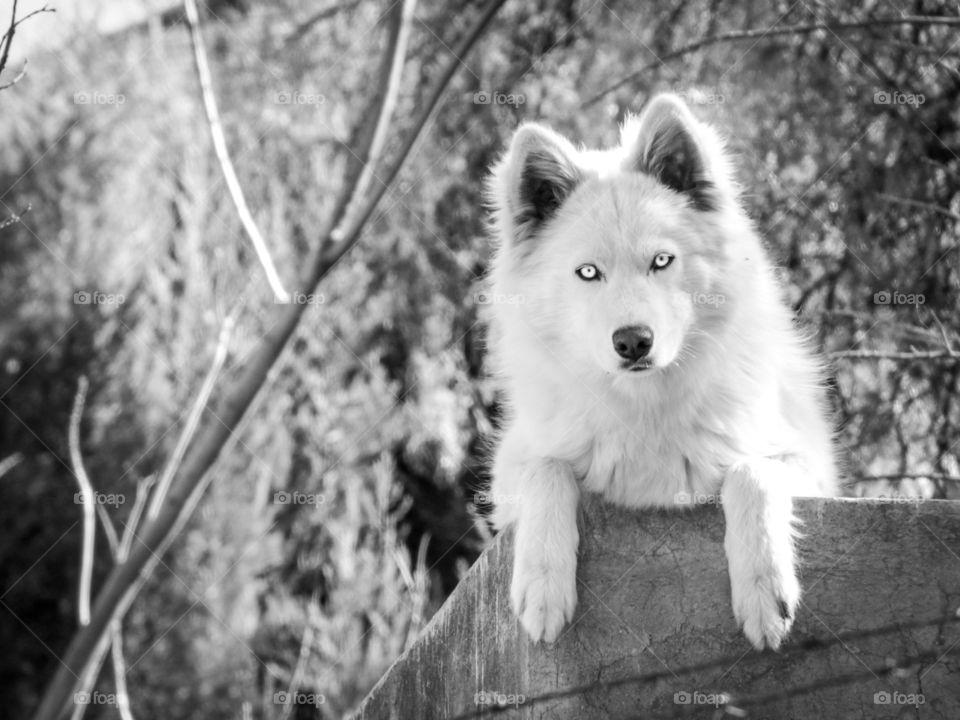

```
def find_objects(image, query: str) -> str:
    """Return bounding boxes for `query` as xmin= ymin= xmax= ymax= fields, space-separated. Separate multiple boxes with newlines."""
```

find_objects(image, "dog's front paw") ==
xmin=511 ymin=543 xmax=577 ymax=643
xmin=511 ymin=562 xmax=577 ymax=643
xmin=727 ymin=555 xmax=800 ymax=650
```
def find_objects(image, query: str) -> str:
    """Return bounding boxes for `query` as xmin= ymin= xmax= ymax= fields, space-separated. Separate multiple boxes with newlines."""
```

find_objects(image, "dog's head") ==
xmin=489 ymin=94 xmax=742 ymax=380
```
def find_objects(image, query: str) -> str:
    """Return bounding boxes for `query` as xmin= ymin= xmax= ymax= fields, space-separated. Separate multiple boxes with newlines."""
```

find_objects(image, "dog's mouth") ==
xmin=622 ymin=359 xmax=654 ymax=373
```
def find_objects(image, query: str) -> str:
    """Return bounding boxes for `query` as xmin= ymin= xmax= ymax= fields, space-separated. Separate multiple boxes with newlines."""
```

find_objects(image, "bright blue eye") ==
xmin=651 ymin=252 xmax=674 ymax=271
xmin=575 ymin=264 xmax=601 ymax=281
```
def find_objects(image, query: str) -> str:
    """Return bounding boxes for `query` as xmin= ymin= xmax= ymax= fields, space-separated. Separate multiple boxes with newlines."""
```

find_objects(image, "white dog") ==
xmin=483 ymin=94 xmax=837 ymax=650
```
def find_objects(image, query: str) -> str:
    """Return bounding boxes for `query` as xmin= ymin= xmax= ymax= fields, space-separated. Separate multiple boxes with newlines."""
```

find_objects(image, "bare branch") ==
xmin=146 ymin=317 xmax=234 ymax=521
xmin=94 ymin=503 xmax=120 ymax=557
xmin=876 ymin=192 xmax=960 ymax=223
xmin=829 ymin=349 xmax=960 ymax=361
xmin=315 ymin=0 xmax=508 ymax=279
xmin=67 ymin=316 xmax=230 ymax=720
xmin=584 ymin=16 xmax=960 ymax=108
xmin=110 ymin=621 xmax=134 ymax=720
xmin=330 ymin=0 xmax=417 ymax=246
xmin=856 ymin=473 xmax=960 ymax=483
xmin=68 ymin=377 xmax=95 ymax=627
xmin=118 ymin=475 xmax=155 ymax=562
xmin=0 ymin=0 xmax=21 ymax=81
xmin=77 ymin=522 xmax=135 ymax=720
xmin=0 ymin=2 xmax=54 ymax=90
xmin=928 ymin=310 xmax=957 ymax=356
xmin=285 ymin=0 xmax=363 ymax=46
xmin=182 ymin=0 xmax=290 ymax=303
xmin=33 ymin=1 xmax=507 ymax=716
xmin=0 ymin=59 xmax=26 ymax=91
xmin=68 ymin=639 xmax=111 ymax=720
xmin=67 ymin=379 xmax=137 ymax=720
xmin=0 ymin=203 xmax=30 ymax=230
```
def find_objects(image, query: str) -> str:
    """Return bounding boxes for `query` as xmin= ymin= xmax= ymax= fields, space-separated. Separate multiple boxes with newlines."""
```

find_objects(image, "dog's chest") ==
xmin=576 ymin=411 xmax=728 ymax=507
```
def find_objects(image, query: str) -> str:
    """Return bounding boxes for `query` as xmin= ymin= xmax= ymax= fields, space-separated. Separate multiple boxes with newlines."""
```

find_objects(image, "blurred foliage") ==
xmin=0 ymin=0 xmax=958 ymax=718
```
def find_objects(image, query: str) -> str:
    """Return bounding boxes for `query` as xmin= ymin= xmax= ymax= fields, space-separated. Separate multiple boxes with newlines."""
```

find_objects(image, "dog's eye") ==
xmin=575 ymin=264 xmax=602 ymax=281
xmin=651 ymin=252 xmax=674 ymax=271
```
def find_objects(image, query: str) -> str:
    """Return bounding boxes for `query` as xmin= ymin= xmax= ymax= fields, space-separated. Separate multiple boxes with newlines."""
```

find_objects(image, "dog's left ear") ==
xmin=494 ymin=123 xmax=582 ymax=244
xmin=622 ymin=94 xmax=719 ymax=211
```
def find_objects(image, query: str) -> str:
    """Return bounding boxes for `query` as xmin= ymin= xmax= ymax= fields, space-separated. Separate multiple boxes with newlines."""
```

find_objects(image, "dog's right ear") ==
xmin=495 ymin=124 xmax=581 ymax=244
xmin=621 ymin=94 xmax=722 ymax=211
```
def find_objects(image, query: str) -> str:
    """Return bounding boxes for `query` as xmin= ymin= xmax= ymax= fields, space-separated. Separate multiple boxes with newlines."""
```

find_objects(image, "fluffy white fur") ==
xmin=483 ymin=94 xmax=837 ymax=650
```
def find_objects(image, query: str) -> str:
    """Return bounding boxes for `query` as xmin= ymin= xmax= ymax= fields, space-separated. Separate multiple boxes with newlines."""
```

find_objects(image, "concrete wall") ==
xmin=356 ymin=497 xmax=960 ymax=719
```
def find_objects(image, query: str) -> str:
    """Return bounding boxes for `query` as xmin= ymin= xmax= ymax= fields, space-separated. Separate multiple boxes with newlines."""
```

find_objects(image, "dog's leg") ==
xmin=721 ymin=459 xmax=800 ymax=650
xmin=492 ymin=441 xmax=579 ymax=643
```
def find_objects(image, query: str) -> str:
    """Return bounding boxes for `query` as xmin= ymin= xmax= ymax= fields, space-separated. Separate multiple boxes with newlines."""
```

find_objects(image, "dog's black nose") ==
xmin=612 ymin=325 xmax=654 ymax=361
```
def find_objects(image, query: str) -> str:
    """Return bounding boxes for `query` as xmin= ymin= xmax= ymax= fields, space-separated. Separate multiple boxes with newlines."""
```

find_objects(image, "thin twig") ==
xmin=68 ymin=377 xmax=95 ymax=627
xmin=876 ymin=192 xmax=960 ymax=223
xmin=110 ymin=620 xmax=134 ymax=720
xmin=0 ymin=2 xmax=54 ymax=90
xmin=78 ymin=506 xmax=135 ymax=720
xmin=330 ymin=0 xmax=417 ymax=246
xmin=0 ymin=59 xmax=26 ymax=90
xmin=119 ymin=474 xmax=155 ymax=562
xmin=94 ymin=503 xmax=120 ymax=557
xmin=182 ymin=0 xmax=290 ymax=303
xmin=147 ymin=317 xmax=234 ymax=521
xmin=928 ymin=310 xmax=957 ymax=356
xmin=317 ymin=0 xmax=508 ymax=276
xmin=285 ymin=0 xmax=363 ymax=45
xmin=829 ymin=349 xmax=959 ymax=360
xmin=584 ymin=16 xmax=960 ymax=107
xmin=0 ymin=203 xmax=31 ymax=230
xmin=0 ymin=0 xmax=19 ymax=81
xmin=68 ymin=378 xmax=137 ymax=720
xmin=856 ymin=473 xmax=960 ymax=483
xmin=74 ymin=473 xmax=146 ymax=720
xmin=69 ymin=637 xmax=112 ymax=720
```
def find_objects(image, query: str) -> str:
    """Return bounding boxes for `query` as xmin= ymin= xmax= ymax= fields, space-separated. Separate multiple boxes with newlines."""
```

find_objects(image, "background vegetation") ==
xmin=1 ymin=0 xmax=957 ymax=718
